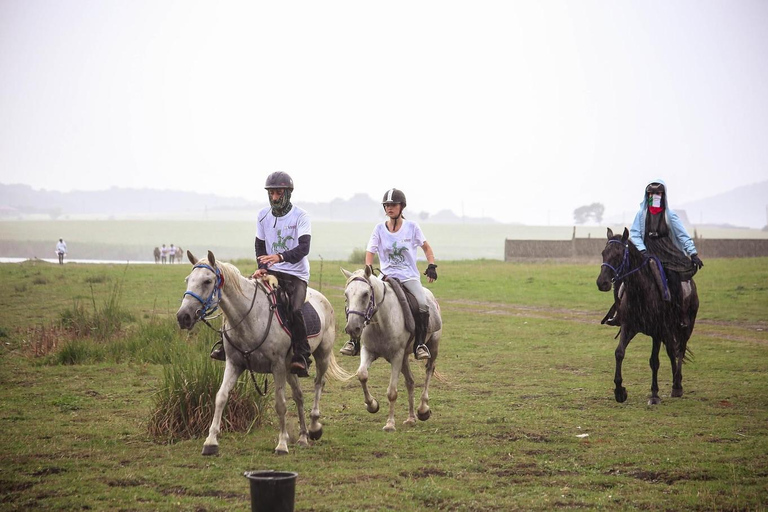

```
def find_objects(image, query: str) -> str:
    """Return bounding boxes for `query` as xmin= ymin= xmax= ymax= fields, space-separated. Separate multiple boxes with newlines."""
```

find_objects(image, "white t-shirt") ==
xmin=56 ymin=241 xmax=67 ymax=254
xmin=366 ymin=220 xmax=426 ymax=282
xmin=256 ymin=205 xmax=311 ymax=283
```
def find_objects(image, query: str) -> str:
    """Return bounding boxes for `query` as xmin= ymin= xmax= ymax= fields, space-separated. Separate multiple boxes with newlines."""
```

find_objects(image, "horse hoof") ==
xmin=648 ymin=397 xmax=661 ymax=405
xmin=309 ymin=427 xmax=323 ymax=441
xmin=367 ymin=399 xmax=379 ymax=414
xmin=383 ymin=424 xmax=396 ymax=432
xmin=615 ymin=388 xmax=628 ymax=403
xmin=671 ymin=388 xmax=683 ymax=398
xmin=201 ymin=444 xmax=219 ymax=456
xmin=417 ymin=408 xmax=432 ymax=422
xmin=275 ymin=448 xmax=289 ymax=455
xmin=403 ymin=418 xmax=416 ymax=427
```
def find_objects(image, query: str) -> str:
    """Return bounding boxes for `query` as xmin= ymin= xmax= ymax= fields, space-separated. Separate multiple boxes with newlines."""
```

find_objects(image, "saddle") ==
xmin=262 ymin=280 xmax=322 ymax=338
xmin=381 ymin=276 xmax=418 ymax=334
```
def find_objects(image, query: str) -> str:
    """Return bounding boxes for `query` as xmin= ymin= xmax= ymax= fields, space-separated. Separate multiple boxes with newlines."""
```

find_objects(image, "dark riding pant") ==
xmin=270 ymin=270 xmax=311 ymax=362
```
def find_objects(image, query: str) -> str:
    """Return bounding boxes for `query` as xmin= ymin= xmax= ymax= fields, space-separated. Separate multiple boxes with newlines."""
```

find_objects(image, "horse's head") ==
xmin=177 ymin=250 xmax=226 ymax=330
xmin=340 ymin=266 xmax=377 ymax=340
xmin=596 ymin=227 xmax=629 ymax=292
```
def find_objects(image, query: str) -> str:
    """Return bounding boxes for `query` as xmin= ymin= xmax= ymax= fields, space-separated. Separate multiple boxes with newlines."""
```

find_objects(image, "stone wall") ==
xmin=505 ymin=238 xmax=768 ymax=261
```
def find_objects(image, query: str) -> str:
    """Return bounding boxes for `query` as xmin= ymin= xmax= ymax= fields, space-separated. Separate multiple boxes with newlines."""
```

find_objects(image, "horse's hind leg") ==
xmin=648 ymin=338 xmax=662 ymax=405
xmin=400 ymin=356 xmax=417 ymax=426
xmin=417 ymin=331 xmax=440 ymax=421
xmin=273 ymin=367 xmax=291 ymax=455
xmin=286 ymin=373 xmax=309 ymax=447
xmin=202 ymin=362 xmax=243 ymax=456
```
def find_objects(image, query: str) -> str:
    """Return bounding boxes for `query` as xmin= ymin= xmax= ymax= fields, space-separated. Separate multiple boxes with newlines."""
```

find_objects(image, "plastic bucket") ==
xmin=243 ymin=470 xmax=298 ymax=512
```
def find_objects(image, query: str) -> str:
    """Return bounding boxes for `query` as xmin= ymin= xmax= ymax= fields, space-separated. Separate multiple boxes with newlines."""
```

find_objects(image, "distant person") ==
xmin=169 ymin=244 xmax=176 ymax=264
xmin=154 ymin=246 xmax=161 ymax=264
xmin=604 ymin=179 xmax=703 ymax=327
xmin=340 ymin=188 xmax=438 ymax=360
xmin=55 ymin=238 xmax=67 ymax=265
xmin=210 ymin=172 xmax=313 ymax=378
xmin=161 ymin=244 xmax=168 ymax=264
xmin=175 ymin=245 xmax=183 ymax=263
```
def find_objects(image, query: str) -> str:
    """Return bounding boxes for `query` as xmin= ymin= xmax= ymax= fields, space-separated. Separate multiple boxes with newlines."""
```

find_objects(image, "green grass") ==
xmin=0 ymin=258 xmax=767 ymax=510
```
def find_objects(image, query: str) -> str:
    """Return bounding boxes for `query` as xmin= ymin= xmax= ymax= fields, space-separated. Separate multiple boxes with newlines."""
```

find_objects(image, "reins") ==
xmin=601 ymin=239 xmax=669 ymax=296
xmin=185 ymin=264 xmax=278 ymax=397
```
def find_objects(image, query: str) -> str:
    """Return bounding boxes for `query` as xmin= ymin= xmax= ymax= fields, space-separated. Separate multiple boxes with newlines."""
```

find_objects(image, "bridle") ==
xmin=600 ymin=239 xmax=650 ymax=284
xmin=183 ymin=263 xmax=225 ymax=322
xmin=345 ymin=276 xmax=387 ymax=327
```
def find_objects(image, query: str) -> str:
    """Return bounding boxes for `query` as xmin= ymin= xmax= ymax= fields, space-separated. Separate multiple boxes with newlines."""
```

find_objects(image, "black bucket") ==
xmin=244 ymin=470 xmax=298 ymax=512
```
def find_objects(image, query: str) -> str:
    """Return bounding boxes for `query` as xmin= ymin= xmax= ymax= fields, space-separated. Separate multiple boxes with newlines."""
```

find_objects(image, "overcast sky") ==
xmin=1 ymin=1 xmax=767 ymax=225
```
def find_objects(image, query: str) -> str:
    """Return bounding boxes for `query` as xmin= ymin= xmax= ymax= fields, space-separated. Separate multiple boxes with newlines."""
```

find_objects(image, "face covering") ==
xmin=648 ymin=193 xmax=664 ymax=215
xmin=269 ymin=189 xmax=293 ymax=217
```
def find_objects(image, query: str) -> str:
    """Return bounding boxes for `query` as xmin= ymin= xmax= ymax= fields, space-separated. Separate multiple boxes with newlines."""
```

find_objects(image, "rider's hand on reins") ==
xmin=424 ymin=263 xmax=438 ymax=282
xmin=251 ymin=269 xmax=267 ymax=279
xmin=691 ymin=254 xmax=704 ymax=269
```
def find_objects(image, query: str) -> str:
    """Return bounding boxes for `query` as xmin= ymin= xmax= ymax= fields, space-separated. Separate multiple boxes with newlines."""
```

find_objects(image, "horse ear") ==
xmin=340 ymin=268 xmax=352 ymax=279
xmin=207 ymin=250 xmax=216 ymax=267
xmin=607 ymin=228 xmax=614 ymax=239
xmin=187 ymin=250 xmax=196 ymax=265
xmin=622 ymin=228 xmax=629 ymax=242
xmin=364 ymin=265 xmax=372 ymax=278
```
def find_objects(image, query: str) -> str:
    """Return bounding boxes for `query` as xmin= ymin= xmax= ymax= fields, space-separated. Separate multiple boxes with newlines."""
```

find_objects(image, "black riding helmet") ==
xmin=265 ymin=172 xmax=294 ymax=217
xmin=382 ymin=188 xmax=406 ymax=208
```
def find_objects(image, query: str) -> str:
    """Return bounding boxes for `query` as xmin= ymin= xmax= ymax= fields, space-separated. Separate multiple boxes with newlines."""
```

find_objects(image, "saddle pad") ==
xmin=275 ymin=301 xmax=322 ymax=338
xmin=383 ymin=276 xmax=416 ymax=334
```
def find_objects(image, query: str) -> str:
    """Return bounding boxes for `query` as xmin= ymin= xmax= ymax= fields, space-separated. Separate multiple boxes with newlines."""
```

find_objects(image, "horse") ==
xmin=177 ymin=250 xmax=351 ymax=455
xmin=340 ymin=266 xmax=442 ymax=431
xmin=153 ymin=247 xmax=160 ymax=264
xmin=596 ymin=228 xmax=698 ymax=405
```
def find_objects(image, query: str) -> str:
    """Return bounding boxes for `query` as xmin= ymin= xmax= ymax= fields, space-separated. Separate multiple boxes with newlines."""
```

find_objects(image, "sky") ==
xmin=1 ymin=1 xmax=767 ymax=225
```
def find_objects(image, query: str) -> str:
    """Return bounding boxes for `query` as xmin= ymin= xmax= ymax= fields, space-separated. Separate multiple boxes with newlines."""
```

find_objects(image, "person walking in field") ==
xmin=340 ymin=188 xmax=438 ymax=360
xmin=209 ymin=171 xmax=313 ymax=378
xmin=604 ymin=179 xmax=703 ymax=328
xmin=169 ymin=244 xmax=176 ymax=264
xmin=55 ymin=238 xmax=67 ymax=265
xmin=160 ymin=244 xmax=168 ymax=264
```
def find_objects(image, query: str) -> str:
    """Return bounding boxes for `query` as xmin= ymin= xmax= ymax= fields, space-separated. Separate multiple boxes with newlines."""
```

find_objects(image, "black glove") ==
xmin=691 ymin=254 xmax=704 ymax=269
xmin=424 ymin=263 xmax=438 ymax=281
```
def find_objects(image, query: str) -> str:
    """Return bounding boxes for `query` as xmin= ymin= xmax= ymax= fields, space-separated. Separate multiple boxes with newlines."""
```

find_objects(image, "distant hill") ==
xmin=678 ymin=181 xmax=768 ymax=230
xmin=0 ymin=184 xmax=498 ymax=224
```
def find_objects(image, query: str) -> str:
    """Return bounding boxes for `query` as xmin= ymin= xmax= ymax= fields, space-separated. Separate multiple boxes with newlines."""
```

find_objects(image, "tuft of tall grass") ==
xmin=147 ymin=348 xmax=268 ymax=443
xmin=59 ymin=282 xmax=134 ymax=341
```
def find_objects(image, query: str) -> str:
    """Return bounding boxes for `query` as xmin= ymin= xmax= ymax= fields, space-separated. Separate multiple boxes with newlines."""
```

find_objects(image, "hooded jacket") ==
xmin=629 ymin=178 xmax=698 ymax=257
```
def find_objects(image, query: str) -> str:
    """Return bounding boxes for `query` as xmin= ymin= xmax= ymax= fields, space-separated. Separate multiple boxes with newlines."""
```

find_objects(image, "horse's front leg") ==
xmin=286 ymin=373 xmax=308 ymax=447
xmin=648 ymin=337 xmax=662 ymax=405
xmin=383 ymin=351 xmax=405 ymax=432
xmin=357 ymin=348 xmax=379 ymax=414
xmin=614 ymin=329 xmax=635 ymax=403
xmin=202 ymin=362 xmax=243 ymax=456
xmin=400 ymin=354 xmax=416 ymax=426
xmin=273 ymin=366 xmax=290 ymax=455
xmin=307 ymin=351 xmax=329 ymax=442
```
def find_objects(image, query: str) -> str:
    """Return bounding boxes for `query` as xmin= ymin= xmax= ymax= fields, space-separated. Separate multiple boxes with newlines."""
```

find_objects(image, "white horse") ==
xmin=340 ymin=266 xmax=442 ymax=431
xmin=177 ymin=251 xmax=351 ymax=455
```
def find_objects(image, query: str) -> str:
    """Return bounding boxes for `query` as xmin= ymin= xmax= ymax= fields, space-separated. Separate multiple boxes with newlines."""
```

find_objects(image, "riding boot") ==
xmin=210 ymin=340 xmax=226 ymax=361
xmin=340 ymin=337 xmax=360 ymax=356
xmin=289 ymin=310 xmax=312 ymax=377
xmin=413 ymin=310 xmax=431 ymax=360
xmin=602 ymin=302 xmax=621 ymax=326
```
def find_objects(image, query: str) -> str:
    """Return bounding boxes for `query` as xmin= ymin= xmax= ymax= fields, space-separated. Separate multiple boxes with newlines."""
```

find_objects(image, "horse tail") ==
xmin=325 ymin=352 xmax=355 ymax=382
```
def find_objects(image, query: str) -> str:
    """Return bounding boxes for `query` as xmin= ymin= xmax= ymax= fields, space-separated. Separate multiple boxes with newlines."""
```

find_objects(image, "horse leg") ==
xmin=273 ymin=367 xmax=290 ymax=455
xmin=286 ymin=373 xmax=308 ymax=447
xmin=417 ymin=331 xmax=439 ymax=421
xmin=307 ymin=350 xmax=329 ymax=441
xmin=202 ymin=362 xmax=243 ymax=456
xmin=666 ymin=338 xmax=684 ymax=398
xmin=383 ymin=351 xmax=405 ymax=432
xmin=357 ymin=349 xmax=379 ymax=414
xmin=648 ymin=338 xmax=662 ymax=405
xmin=613 ymin=329 xmax=635 ymax=403
xmin=400 ymin=355 xmax=416 ymax=426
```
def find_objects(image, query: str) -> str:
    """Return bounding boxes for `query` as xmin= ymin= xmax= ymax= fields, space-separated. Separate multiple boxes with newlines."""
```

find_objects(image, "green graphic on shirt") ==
xmin=389 ymin=242 xmax=409 ymax=265
xmin=272 ymin=230 xmax=295 ymax=252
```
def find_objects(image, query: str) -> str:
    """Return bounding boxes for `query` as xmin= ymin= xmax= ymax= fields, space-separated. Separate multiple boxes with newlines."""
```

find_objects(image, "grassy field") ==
xmin=1 ymin=258 xmax=767 ymax=510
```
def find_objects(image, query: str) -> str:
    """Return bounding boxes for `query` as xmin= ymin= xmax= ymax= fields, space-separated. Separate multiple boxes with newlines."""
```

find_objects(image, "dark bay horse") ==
xmin=596 ymin=228 xmax=698 ymax=405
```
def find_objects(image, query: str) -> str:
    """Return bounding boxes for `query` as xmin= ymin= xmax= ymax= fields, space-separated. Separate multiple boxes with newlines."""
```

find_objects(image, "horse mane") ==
xmin=193 ymin=258 xmax=245 ymax=295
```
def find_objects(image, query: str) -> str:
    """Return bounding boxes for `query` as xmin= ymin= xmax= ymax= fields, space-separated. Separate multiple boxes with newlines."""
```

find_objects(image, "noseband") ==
xmin=345 ymin=276 xmax=387 ymax=325
xmin=183 ymin=263 xmax=225 ymax=320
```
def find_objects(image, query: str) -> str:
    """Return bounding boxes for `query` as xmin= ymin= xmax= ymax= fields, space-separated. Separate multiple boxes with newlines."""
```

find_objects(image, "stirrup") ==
xmin=414 ymin=344 xmax=431 ymax=361
xmin=209 ymin=342 xmax=226 ymax=361
xmin=340 ymin=339 xmax=359 ymax=356
xmin=290 ymin=355 xmax=311 ymax=378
